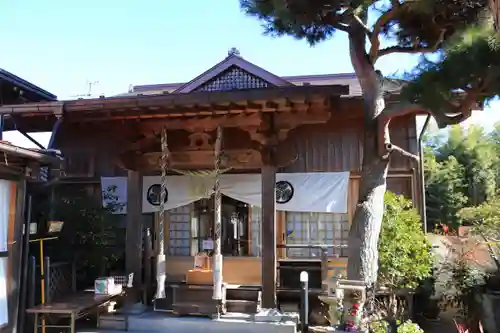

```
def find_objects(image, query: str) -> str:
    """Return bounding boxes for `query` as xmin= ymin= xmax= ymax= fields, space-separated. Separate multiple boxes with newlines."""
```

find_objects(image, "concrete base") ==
xmin=122 ymin=310 xmax=296 ymax=333
xmin=309 ymin=326 xmax=369 ymax=333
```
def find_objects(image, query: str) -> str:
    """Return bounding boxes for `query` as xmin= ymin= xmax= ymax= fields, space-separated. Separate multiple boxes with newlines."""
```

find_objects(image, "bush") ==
xmin=44 ymin=185 xmax=125 ymax=288
xmin=368 ymin=192 xmax=434 ymax=332
xmin=378 ymin=192 xmax=434 ymax=290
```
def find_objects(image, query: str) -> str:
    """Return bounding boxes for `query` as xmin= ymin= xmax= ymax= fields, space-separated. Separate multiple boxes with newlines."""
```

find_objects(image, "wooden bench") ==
xmin=26 ymin=291 xmax=124 ymax=333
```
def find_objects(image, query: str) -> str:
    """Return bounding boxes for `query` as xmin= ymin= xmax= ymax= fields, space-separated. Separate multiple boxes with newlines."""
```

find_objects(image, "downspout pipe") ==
xmin=0 ymin=114 xmax=3 ymax=141
xmin=418 ymin=115 xmax=431 ymax=233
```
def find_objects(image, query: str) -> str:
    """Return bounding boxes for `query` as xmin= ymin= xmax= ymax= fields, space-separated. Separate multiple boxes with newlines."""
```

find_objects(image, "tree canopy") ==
xmin=241 ymin=0 xmax=497 ymax=128
xmin=240 ymin=0 xmax=500 ymax=303
xmin=425 ymin=123 xmax=500 ymax=230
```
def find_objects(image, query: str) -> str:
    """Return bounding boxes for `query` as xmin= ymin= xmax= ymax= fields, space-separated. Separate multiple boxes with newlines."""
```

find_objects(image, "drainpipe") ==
xmin=0 ymin=114 xmax=3 ymax=141
xmin=418 ymin=115 xmax=431 ymax=233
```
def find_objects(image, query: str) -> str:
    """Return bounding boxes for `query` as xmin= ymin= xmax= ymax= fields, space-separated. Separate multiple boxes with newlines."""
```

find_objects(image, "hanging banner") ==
xmin=100 ymin=177 xmax=127 ymax=214
xmin=142 ymin=175 xmax=215 ymax=213
xmin=221 ymin=172 xmax=349 ymax=213
xmin=141 ymin=172 xmax=349 ymax=214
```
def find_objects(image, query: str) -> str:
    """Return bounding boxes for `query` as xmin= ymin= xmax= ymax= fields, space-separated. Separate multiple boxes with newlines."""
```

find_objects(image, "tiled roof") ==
xmin=0 ymin=69 xmax=57 ymax=101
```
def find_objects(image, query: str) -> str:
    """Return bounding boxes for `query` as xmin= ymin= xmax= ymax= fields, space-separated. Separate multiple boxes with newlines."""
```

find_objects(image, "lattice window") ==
xmin=168 ymin=205 xmax=191 ymax=256
xmin=250 ymin=206 xmax=261 ymax=256
xmin=195 ymin=66 xmax=271 ymax=92
xmin=285 ymin=212 xmax=349 ymax=258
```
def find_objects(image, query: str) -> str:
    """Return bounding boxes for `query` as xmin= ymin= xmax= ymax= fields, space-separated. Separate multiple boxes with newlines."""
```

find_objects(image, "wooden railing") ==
xmin=277 ymin=244 xmax=348 ymax=291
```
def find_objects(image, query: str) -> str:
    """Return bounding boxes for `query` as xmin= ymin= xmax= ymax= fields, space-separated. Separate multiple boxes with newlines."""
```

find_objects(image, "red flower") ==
xmin=352 ymin=304 xmax=359 ymax=310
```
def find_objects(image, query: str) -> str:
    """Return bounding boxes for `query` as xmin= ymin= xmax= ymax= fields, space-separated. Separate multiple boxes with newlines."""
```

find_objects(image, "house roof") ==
xmin=111 ymin=49 xmax=403 ymax=98
xmin=0 ymin=141 xmax=63 ymax=169
xmin=0 ymin=69 xmax=57 ymax=102
xmin=120 ymin=72 xmax=364 ymax=98
xmin=0 ymin=49 xmax=410 ymax=132
xmin=0 ymin=84 xmax=349 ymax=121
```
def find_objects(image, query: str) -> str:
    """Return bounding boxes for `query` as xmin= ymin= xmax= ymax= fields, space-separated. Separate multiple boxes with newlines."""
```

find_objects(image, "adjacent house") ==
xmin=0 ymin=69 xmax=59 ymax=333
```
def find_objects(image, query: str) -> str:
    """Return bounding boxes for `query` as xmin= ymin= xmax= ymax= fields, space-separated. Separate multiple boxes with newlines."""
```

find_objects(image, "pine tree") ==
xmin=240 ymin=0 xmax=498 ymax=290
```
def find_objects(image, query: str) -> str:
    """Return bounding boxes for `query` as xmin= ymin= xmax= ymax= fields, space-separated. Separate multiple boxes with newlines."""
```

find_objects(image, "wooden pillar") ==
xmin=261 ymin=151 xmax=277 ymax=308
xmin=126 ymin=170 xmax=143 ymax=286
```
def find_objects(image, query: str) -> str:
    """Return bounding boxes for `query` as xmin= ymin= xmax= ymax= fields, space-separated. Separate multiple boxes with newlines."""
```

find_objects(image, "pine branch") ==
xmin=333 ymin=22 xmax=351 ymax=32
xmin=368 ymin=4 xmax=409 ymax=63
xmin=386 ymin=143 xmax=420 ymax=162
xmin=352 ymin=14 xmax=372 ymax=38
xmin=377 ymin=29 xmax=446 ymax=59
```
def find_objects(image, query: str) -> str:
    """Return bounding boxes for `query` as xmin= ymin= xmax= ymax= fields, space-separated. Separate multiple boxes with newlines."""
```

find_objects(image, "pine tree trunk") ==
xmin=346 ymin=149 xmax=389 ymax=284
xmin=491 ymin=0 xmax=500 ymax=32
xmin=345 ymin=27 xmax=390 ymax=287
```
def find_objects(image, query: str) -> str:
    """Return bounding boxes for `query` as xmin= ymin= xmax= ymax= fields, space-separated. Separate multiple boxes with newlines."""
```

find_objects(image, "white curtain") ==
xmin=0 ymin=180 xmax=11 ymax=326
xmin=142 ymin=175 xmax=215 ymax=213
xmin=220 ymin=172 xmax=350 ymax=213
xmin=141 ymin=172 xmax=350 ymax=214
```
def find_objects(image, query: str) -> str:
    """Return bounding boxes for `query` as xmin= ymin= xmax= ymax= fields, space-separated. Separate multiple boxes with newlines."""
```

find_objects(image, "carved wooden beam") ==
xmin=118 ymin=145 xmax=297 ymax=171
xmin=139 ymin=112 xmax=263 ymax=133
xmin=242 ymin=107 xmax=332 ymax=146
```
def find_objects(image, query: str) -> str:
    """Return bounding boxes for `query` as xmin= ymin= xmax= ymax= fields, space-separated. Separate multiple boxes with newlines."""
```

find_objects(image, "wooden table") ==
xmin=26 ymin=291 xmax=123 ymax=333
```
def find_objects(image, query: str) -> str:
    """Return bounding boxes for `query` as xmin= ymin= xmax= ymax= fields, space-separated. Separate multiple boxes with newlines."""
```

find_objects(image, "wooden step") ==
xmin=226 ymin=286 xmax=261 ymax=302
xmin=226 ymin=300 xmax=259 ymax=313
xmin=172 ymin=301 xmax=226 ymax=317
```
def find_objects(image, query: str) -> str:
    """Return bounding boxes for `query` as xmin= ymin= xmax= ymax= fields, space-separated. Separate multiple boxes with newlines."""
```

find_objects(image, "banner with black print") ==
xmin=138 ymin=172 xmax=350 ymax=214
xmin=220 ymin=172 xmax=349 ymax=213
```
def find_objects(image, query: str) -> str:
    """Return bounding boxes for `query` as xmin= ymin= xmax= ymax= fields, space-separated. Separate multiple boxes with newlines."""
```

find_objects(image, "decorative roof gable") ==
xmin=174 ymin=48 xmax=292 ymax=93
xmin=194 ymin=66 xmax=272 ymax=92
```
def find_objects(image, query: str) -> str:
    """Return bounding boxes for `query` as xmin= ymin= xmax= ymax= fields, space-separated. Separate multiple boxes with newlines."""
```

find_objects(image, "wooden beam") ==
xmin=138 ymin=112 xmax=263 ymax=134
xmin=260 ymin=111 xmax=278 ymax=308
xmin=119 ymin=146 xmax=298 ymax=172
xmin=261 ymin=154 xmax=277 ymax=308
xmin=126 ymin=170 xmax=143 ymax=287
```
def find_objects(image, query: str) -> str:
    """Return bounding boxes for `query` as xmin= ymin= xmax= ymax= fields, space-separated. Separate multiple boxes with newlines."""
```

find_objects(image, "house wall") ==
xmin=0 ymin=175 xmax=26 ymax=333
xmin=282 ymin=115 xmax=417 ymax=173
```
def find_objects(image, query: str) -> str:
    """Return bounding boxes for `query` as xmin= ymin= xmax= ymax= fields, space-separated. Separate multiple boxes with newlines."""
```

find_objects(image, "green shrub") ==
xmin=397 ymin=321 xmax=424 ymax=333
xmin=378 ymin=192 xmax=434 ymax=289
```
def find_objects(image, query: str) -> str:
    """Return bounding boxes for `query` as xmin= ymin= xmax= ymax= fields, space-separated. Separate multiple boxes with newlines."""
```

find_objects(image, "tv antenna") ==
xmin=71 ymin=80 xmax=99 ymax=98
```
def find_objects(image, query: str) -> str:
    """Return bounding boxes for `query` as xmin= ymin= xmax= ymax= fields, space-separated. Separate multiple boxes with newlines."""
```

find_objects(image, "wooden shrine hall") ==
xmin=0 ymin=49 xmax=421 ymax=317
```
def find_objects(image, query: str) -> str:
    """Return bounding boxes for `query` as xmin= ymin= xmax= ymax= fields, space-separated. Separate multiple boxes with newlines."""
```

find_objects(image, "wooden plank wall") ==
xmin=280 ymin=115 xmax=418 ymax=173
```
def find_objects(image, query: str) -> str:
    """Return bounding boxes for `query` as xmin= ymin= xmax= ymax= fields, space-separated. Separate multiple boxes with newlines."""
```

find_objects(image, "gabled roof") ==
xmin=173 ymin=52 xmax=293 ymax=93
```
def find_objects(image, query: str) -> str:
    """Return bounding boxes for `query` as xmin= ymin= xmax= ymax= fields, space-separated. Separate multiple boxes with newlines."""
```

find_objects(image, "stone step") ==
xmin=97 ymin=302 xmax=146 ymax=331
xmin=98 ymin=313 xmax=128 ymax=331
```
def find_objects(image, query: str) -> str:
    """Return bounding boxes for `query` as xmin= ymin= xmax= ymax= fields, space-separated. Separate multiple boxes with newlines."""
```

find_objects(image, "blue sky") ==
xmin=1 ymin=0 xmax=498 ymax=147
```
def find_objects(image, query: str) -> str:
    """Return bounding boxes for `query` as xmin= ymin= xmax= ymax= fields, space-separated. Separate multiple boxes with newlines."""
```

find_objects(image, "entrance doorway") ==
xmin=192 ymin=196 xmax=250 ymax=256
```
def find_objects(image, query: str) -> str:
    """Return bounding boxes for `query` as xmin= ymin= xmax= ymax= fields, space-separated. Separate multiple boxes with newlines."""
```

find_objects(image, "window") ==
xmin=167 ymin=205 xmax=191 ymax=256
xmin=0 ymin=180 xmax=12 ymax=327
xmin=285 ymin=212 xmax=349 ymax=258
